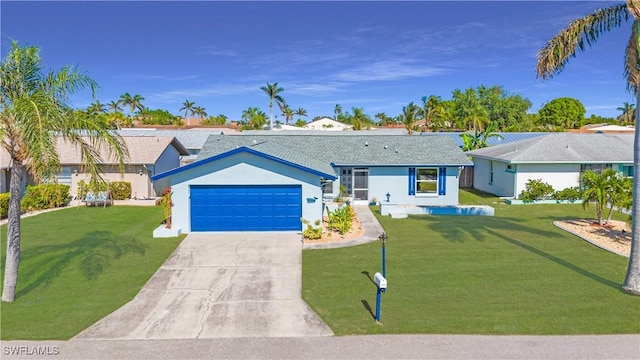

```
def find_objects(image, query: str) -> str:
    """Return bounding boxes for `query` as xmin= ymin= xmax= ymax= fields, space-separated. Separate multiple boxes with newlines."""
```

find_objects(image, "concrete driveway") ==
xmin=74 ymin=233 xmax=333 ymax=339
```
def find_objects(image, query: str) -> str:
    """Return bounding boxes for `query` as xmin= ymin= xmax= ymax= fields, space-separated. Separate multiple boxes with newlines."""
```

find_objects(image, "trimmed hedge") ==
xmin=21 ymin=184 xmax=70 ymax=212
xmin=0 ymin=193 xmax=9 ymax=219
xmin=110 ymin=181 xmax=131 ymax=200
xmin=78 ymin=180 xmax=131 ymax=200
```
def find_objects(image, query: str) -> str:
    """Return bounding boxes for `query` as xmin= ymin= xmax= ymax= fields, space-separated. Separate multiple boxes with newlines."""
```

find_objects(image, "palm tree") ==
xmin=536 ymin=0 xmax=640 ymax=295
xmin=581 ymin=169 xmax=617 ymax=226
xmin=87 ymin=100 xmax=106 ymax=115
xmin=281 ymin=105 xmax=294 ymax=125
xmin=294 ymin=107 xmax=307 ymax=124
xmin=0 ymin=42 xmax=128 ymax=302
xmin=193 ymin=106 xmax=207 ymax=119
xmin=617 ymin=101 xmax=636 ymax=125
xmin=180 ymin=100 xmax=195 ymax=124
xmin=334 ymin=104 xmax=342 ymax=120
xmin=119 ymin=92 xmax=145 ymax=123
xmin=260 ymin=82 xmax=285 ymax=129
xmin=107 ymin=100 xmax=122 ymax=113
xmin=421 ymin=95 xmax=443 ymax=132
xmin=400 ymin=102 xmax=421 ymax=135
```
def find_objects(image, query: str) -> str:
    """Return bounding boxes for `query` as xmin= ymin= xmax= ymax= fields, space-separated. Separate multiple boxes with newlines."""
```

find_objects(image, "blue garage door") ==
xmin=190 ymin=185 xmax=302 ymax=231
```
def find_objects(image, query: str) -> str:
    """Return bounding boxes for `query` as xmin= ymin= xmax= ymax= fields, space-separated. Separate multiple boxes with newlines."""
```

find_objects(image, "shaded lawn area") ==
xmin=0 ymin=206 xmax=184 ymax=340
xmin=302 ymin=189 xmax=640 ymax=335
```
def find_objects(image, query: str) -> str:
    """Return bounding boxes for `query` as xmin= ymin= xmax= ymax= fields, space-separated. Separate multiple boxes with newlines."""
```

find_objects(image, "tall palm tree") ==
xmin=107 ymin=100 xmax=122 ymax=113
xmin=87 ymin=100 xmax=106 ymax=115
xmin=119 ymin=92 xmax=145 ymax=123
xmin=334 ymin=104 xmax=342 ymax=120
xmin=617 ymin=101 xmax=636 ymax=124
xmin=193 ymin=106 xmax=207 ymax=119
xmin=400 ymin=102 xmax=421 ymax=135
xmin=294 ymin=107 xmax=307 ymax=124
xmin=281 ymin=105 xmax=294 ymax=125
xmin=0 ymin=42 xmax=128 ymax=302
xmin=536 ymin=0 xmax=639 ymax=294
xmin=260 ymin=82 xmax=285 ymax=129
xmin=180 ymin=100 xmax=195 ymax=120
xmin=421 ymin=95 xmax=442 ymax=132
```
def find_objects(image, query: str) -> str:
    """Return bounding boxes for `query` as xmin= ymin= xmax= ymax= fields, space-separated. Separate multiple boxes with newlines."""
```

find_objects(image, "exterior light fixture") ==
xmin=385 ymin=192 xmax=390 ymax=202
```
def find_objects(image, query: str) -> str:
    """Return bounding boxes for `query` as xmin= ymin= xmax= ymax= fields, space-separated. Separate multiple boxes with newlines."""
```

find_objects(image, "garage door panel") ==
xmin=190 ymin=185 xmax=302 ymax=231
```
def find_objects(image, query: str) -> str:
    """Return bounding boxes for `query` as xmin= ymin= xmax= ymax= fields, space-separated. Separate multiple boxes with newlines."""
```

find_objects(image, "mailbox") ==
xmin=374 ymin=272 xmax=387 ymax=291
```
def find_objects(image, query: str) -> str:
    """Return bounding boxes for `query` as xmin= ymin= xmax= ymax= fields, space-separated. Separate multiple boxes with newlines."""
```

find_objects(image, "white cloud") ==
xmin=333 ymin=59 xmax=448 ymax=82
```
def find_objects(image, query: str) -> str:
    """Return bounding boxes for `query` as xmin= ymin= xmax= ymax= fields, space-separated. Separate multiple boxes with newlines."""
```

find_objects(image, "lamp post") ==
xmin=379 ymin=232 xmax=388 ymax=278
xmin=385 ymin=192 xmax=391 ymax=202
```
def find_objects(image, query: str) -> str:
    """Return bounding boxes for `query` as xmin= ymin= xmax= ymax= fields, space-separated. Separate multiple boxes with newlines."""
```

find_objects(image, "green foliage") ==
xmin=77 ymin=179 xmax=107 ymax=199
xmin=240 ymin=106 xmax=267 ymax=130
xmin=138 ymin=108 xmax=180 ymax=125
xmin=160 ymin=187 xmax=173 ymax=228
xmin=201 ymin=114 xmax=228 ymax=126
xmin=20 ymin=184 xmax=70 ymax=212
xmin=301 ymin=218 xmax=322 ymax=240
xmin=0 ymin=193 xmax=9 ymax=219
xmin=554 ymin=186 xmax=583 ymax=201
xmin=109 ymin=181 xmax=131 ymax=200
xmin=537 ymin=97 xmax=586 ymax=129
xmin=327 ymin=205 xmax=354 ymax=235
xmin=518 ymin=179 xmax=554 ymax=201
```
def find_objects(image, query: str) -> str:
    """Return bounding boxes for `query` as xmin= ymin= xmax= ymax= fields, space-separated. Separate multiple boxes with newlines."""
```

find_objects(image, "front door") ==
xmin=340 ymin=167 xmax=369 ymax=202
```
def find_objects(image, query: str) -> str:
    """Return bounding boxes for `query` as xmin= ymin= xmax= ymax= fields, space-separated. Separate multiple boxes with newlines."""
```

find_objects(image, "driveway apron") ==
xmin=74 ymin=233 xmax=333 ymax=339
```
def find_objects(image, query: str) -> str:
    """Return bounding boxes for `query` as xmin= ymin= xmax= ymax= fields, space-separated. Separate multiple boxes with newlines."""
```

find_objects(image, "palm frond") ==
xmin=625 ymin=20 xmax=640 ymax=93
xmin=537 ymin=3 xmax=629 ymax=79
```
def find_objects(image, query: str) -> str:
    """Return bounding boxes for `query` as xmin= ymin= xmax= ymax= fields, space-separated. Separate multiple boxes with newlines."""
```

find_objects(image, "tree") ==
xmin=241 ymin=106 xmax=267 ymax=130
xmin=334 ymin=104 xmax=342 ymax=119
xmin=107 ymin=100 xmax=122 ymax=113
xmin=180 ymin=100 xmax=195 ymax=120
xmin=581 ymin=169 xmax=617 ymax=226
xmin=538 ymin=97 xmax=586 ymax=129
xmin=193 ymin=106 xmax=207 ymax=119
xmin=202 ymin=114 xmax=228 ymax=126
xmin=138 ymin=109 xmax=180 ymax=125
xmin=260 ymin=82 xmax=285 ymax=129
xmin=400 ymin=102 xmax=421 ymax=135
xmin=536 ymin=0 xmax=639 ymax=294
xmin=421 ymin=95 xmax=443 ymax=132
xmin=87 ymin=100 xmax=106 ymax=115
xmin=0 ymin=42 xmax=128 ymax=302
xmin=119 ymin=92 xmax=145 ymax=123
xmin=281 ymin=105 xmax=294 ymax=125
xmin=294 ymin=107 xmax=308 ymax=123
xmin=617 ymin=101 xmax=636 ymax=125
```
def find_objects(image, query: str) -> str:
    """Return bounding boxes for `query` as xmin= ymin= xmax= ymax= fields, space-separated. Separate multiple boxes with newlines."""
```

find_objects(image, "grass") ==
xmin=0 ymin=206 xmax=184 ymax=340
xmin=302 ymin=189 xmax=640 ymax=335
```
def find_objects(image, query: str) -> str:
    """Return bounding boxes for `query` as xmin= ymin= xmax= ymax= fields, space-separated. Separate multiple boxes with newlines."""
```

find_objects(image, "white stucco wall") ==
xmin=166 ymin=152 xmax=324 ymax=233
xmin=332 ymin=166 xmax=460 ymax=206
xmin=515 ymin=163 xmax=581 ymax=197
xmin=471 ymin=159 xmax=516 ymax=198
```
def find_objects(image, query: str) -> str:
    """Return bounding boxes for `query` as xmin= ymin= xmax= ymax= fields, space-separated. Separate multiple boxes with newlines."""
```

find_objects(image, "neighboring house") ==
xmin=57 ymin=136 xmax=188 ymax=199
xmin=466 ymin=133 xmax=634 ymax=198
xmin=304 ymin=117 xmax=353 ymax=131
xmin=152 ymin=135 xmax=472 ymax=233
xmin=0 ymin=147 xmax=11 ymax=193
xmin=117 ymin=128 xmax=237 ymax=164
xmin=569 ymin=124 xmax=635 ymax=134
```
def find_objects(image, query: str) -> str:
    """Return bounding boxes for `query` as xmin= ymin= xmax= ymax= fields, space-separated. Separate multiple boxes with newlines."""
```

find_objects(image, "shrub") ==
xmin=327 ymin=204 xmax=355 ymax=235
xmin=0 ymin=193 xmax=9 ymax=219
xmin=301 ymin=218 xmax=322 ymax=240
xmin=77 ymin=179 xmax=107 ymax=199
xmin=554 ymin=186 xmax=582 ymax=201
xmin=519 ymin=179 xmax=554 ymax=201
xmin=110 ymin=181 xmax=131 ymax=200
xmin=21 ymin=184 xmax=70 ymax=212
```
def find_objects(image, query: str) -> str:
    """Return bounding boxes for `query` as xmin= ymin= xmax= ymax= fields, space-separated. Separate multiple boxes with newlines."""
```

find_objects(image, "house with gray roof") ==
xmin=466 ymin=133 xmax=634 ymax=198
xmin=152 ymin=134 xmax=472 ymax=233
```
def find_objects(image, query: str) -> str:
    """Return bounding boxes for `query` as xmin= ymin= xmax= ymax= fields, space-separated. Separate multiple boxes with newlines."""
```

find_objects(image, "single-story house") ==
xmin=57 ymin=136 xmax=188 ymax=199
xmin=0 ymin=146 xmax=11 ymax=193
xmin=466 ymin=133 xmax=634 ymax=198
xmin=151 ymin=134 xmax=472 ymax=233
xmin=303 ymin=117 xmax=353 ymax=131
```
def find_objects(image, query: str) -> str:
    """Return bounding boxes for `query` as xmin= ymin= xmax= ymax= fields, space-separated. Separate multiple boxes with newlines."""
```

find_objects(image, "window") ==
xmin=505 ymin=164 xmax=516 ymax=173
xmin=622 ymin=165 xmax=634 ymax=178
xmin=489 ymin=161 xmax=494 ymax=184
xmin=580 ymin=163 xmax=611 ymax=174
xmin=416 ymin=168 xmax=438 ymax=194
xmin=321 ymin=180 xmax=333 ymax=195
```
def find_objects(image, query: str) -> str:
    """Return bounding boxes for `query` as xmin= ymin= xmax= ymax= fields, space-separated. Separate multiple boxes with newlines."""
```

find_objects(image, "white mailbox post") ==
xmin=373 ymin=272 xmax=387 ymax=322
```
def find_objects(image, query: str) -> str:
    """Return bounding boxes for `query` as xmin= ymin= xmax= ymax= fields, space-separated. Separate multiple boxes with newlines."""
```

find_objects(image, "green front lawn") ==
xmin=0 ymin=206 xmax=184 ymax=340
xmin=302 ymin=189 xmax=640 ymax=335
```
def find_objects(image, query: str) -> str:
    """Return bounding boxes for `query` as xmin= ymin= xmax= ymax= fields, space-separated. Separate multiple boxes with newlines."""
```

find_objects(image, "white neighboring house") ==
xmin=466 ymin=133 xmax=634 ymax=199
xmin=304 ymin=117 xmax=353 ymax=131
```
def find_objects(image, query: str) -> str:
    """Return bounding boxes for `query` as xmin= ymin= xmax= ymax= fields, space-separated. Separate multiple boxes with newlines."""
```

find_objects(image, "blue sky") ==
xmin=1 ymin=1 xmax=634 ymax=121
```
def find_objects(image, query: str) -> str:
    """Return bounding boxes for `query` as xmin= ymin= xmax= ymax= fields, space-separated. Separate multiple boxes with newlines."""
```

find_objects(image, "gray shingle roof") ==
xmin=246 ymin=141 xmax=336 ymax=176
xmin=198 ymin=134 xmax=472 ymax=167
xmin=466 ymin=133 xmax=634 ymax=164
xmin=420 ymin=132 xmax=549 ymax=147
xmin=116 ymin=129 xmax=226 ymax=150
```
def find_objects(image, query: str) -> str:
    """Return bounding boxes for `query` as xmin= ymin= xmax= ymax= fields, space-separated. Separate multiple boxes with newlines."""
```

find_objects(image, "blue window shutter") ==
xmin=438 ymin=167 xmax=446 ymax=195
xmin=408 ymin=168 xmax=416 ymax=195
